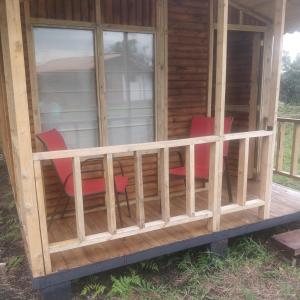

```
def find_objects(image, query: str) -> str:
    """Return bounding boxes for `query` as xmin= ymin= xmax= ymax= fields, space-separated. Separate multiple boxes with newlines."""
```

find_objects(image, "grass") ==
xmin=76 ymin=237 xmax=300 ymax=299
xmin=273 ymin=103 xmax=300 ymax=191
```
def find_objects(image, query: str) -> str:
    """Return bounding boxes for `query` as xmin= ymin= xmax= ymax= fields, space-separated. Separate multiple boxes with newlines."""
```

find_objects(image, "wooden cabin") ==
xmin=0 ymin=0 xmax=300 ymax=298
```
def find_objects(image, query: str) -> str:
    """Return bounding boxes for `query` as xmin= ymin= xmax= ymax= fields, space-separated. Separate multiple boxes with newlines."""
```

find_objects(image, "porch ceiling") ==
xmin=233 ymin=0 xmax=300 ymax=33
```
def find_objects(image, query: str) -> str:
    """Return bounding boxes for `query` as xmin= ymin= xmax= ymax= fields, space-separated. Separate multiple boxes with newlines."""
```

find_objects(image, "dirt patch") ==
xmin=0 ymin=160 xmax=37 ymax=300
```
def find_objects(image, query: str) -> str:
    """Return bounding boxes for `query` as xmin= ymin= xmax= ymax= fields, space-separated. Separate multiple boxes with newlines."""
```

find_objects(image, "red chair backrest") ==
xmin=37 ymin=129 xmax=73 ymax=186
xmin=190 ymin=116 xmax=233 ymax=171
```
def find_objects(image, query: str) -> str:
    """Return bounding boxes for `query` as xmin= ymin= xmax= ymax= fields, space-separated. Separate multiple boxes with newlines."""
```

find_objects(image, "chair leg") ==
xmin=124 ymin=188 xmax=131 ymax=217
xmin=224 ymin=157 xmax=233 ymax=203
xmin=115 ymin=192 xmax=123 ymax=226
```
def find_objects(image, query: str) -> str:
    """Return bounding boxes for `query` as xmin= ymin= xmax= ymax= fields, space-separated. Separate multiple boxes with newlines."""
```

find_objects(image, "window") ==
xmin=33 ymin=28 xmax=99 ymax=149
xmin=103 ymin=32 xmax=155 ymax=145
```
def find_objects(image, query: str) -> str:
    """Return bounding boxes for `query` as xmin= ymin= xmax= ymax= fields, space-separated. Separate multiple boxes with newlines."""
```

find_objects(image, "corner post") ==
xmin=0 ymin=0 xmax=45 ymax=276
xmin=208 ymin=0 xmax=228 ymax=232
xmin=259 ymin=0 xmax=286 ymax=219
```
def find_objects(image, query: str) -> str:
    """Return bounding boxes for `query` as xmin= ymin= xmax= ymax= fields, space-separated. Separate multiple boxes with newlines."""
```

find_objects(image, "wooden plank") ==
xmin=134 ymin=152 xmax=145 ymax=228
xmin=102 ymin=24 xmax=155 ymax=33
xmin=155 ymin=0 xmax=168 ymax=141
xmin=160 ymin=148 xmax=170 ymax=223
xmin=0 ymin=0 xmax=44 ymax=277
xmin=248 ymin=33 xmax=261 ymax=178
xmin=104 ymin=153 xmax=117 ymax=234
xmin=291 ymin=124 xmax=300 ymax=176
xmin=207 ymin=0 xmax=214 ymax=117
xmin=24 ymin=0 xmax=43 ymax=151
xmin=33 ymin=160 xmax=52 ymax=274
xmin=209 ymin=0 xmax=229 ymax=232
xmin=221 ymin=199 xmax=265 ymax=215
xmin=236 ymin=138 xmax=250 ymax=206
xmin=275 ymin=122 xmax=286 ymax=172
xmin=185 ymin=144 xmax=195 ymax=217
xmin=73 ymin=157 xmax=85 ymax=241
xmin=30 ymin=18 xmax=96 ymax=28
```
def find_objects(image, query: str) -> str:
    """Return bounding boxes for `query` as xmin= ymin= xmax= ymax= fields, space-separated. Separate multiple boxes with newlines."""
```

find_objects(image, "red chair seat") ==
xmin=169 ymin=166 xmax=209 ymax=180
xmin=65 ymin=175 xmax=129 ymax=197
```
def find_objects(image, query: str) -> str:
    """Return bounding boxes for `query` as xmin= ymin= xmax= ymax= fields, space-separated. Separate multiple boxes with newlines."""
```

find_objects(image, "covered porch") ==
xmin=0 ymin=0 xmax=300 ymax=294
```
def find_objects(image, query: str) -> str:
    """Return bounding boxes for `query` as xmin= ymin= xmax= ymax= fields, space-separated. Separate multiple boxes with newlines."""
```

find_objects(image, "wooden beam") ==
xmin=185 ymin=144 xmax=195 ymax=217
xmin=134 ymin=152 xmax=145 ymax=228
xmin=275 ymin=122 xmax=286 ymax=172
xmin=73 ymin=157 xmax=85 ymax=241
xmin=291 ymin=124 xmax=300 ymax=176
xmin=214 ymin=23 xmax=267 ymax=32
xmin=248 ymin=33 xmax=261 ymax=178
xmin=0 ymin=0 xmax=44 ymax=277
xmin=155 ymin=0 xmax=168 ymax=141
xmin=33 ymin=160 xmax=52 ymax=274
xmin=209 ymin=0 xmax=228 ymax=232
xmin=160 ymin=148 xmax=170 ymax=223
xmin=24 ymin=0 xmax=42 ymax=151
xmin=207 ymin=0 xmax=214 ymax=117
xmin=104 ymin=154 xmax=117 ymax=233
xmin=236 ymin=138 xmax=250 ymax=206
xmin=260 ymin=0 xmax=286 ymax=219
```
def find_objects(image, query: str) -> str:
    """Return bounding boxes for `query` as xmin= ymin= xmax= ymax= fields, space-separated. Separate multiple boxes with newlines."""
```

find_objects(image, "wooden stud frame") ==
xmin=24 ymin=0 xmax=167 ymax=148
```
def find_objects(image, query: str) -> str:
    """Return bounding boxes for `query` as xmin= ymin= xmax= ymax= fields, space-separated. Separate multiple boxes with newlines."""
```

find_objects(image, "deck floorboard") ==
xmin=49 ymin=182 xmax=300 ymax=273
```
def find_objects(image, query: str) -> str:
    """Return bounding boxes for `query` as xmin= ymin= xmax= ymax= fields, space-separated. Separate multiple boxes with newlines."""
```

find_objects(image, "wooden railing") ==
xmin=274 ymin=118 xmax=300 ymax=180
xmin=32 ymin=130 xmax=273 ymax=274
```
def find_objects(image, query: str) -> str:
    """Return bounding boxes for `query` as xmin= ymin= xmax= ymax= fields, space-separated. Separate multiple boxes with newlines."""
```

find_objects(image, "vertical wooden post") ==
xmin=207 ymin=0 xmax=214 ymax=117
xmin=104 ymin=154 xmax=117 ymax=233
xmin=33 ymin=160 xmax=52 ymax=274
xmin=95 ymin=0 xmax=108 ymax=146
xmin=291 ymin=124 xmax=300 ymax=176
xmin=160 ymin=148 xmax=170 ymax=223
xmin=73 ymin=157 xmax=85 ymax=241
xmin=135 ymin=152 xmax=145 ymax=228
xmin=185 ymin=144 xmax=195 ymax=217
xmin=156 ymin=0 xmax=168 ymax=141
xmin=208 ymin=0 xmax=228 ymax=232
xmin=259 ymin=0 xmax=286 ymax=219
xmin=236 ymin=138 xmax=250 ymax=206
xmin=0 ymin=0 xmax=45 ymax=277
xmin=275 ymin=121 xmax=286 ymax=172
xmin=248 ymin=33 xmax=261 ymax=178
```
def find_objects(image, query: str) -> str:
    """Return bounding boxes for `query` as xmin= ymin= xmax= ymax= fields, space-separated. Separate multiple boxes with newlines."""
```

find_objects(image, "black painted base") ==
xmin=209 ymin=239 xmax=228 ymax=257
xmin=40 ymin=281 xmax=71 ymax=300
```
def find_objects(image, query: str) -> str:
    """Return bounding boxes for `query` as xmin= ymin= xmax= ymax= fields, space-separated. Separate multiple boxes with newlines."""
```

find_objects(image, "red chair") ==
xmin=170 ymin=116 xmax=233 ymax=202
xmin=37 ymin=129 xmax=131 ymax=226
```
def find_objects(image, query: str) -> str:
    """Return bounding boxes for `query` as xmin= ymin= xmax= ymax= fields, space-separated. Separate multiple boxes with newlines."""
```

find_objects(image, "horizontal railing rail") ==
xmin=275 ymin=118 xmax=300 ymax=180
xmin=32 ymin=130 xmax=273 ymax=273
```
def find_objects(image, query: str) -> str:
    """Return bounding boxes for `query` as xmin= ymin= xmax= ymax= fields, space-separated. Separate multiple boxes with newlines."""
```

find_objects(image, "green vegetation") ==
xmin=273 ymin=102 xmax=300 ymax=191
xmin=6 ymin=255 xmax=24 ymax=270
xmin=77 ymin=237 xmax=300 ymax=299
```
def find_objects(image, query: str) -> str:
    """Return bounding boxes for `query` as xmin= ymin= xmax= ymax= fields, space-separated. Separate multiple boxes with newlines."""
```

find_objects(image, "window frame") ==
xmin=26 ymin=2 xmax=167 ymax=149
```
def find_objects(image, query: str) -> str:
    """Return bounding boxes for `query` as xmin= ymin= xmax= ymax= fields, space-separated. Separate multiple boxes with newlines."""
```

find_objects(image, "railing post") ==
xmin=135 ymin=152 xmax=145 ymax=228
xmin=33 ymin=160 xmax=52 ymax=274
xmin=104 ymin=154 xmax=117 ymax=234
xmin=185 ymin=144 xmax=195 ymax=217
xmin=291 ymin=124 xmax=300 ymax=176
xmin=276 ymin=122 xmax=286 ymax=172
xmin=236 ymin=138 xmax=250 ymax=206
xmin=73 ymin=157 xmax=85 ymax=241
xmin=160 ymin=148 xmax=170 ymax=223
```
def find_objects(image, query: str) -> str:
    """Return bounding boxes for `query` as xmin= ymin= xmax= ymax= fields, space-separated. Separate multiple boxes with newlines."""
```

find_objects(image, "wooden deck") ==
xmin=48 ymin=181 xmax=300 ymax=273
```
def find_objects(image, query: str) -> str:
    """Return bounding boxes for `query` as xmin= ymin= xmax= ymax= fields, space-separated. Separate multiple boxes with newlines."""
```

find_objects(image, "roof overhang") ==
xmin=232 ymin=0 xmax=300 ymax=33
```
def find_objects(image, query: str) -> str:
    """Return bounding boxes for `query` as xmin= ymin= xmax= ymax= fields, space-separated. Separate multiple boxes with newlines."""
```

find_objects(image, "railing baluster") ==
xmin=237 ymin=138 xmax=250 ymax=206
xmin=33 ymin=160 xmax=52 ymax=274
xmin=73 ymin=157 xmax=85 ymax=241
xmin=291 ymin=124 xmax=300 ymax=176
xmin=185 ymin=144 xmax=195 ymax=217
xmin=135 ymin=152 xmax=145 ymax=228
xmin=160 ymin=148 xmax=170 ymax=223
xmin=276 ymin=121 xmax=286 ymax=172
xmin=104 ymin=153 xmax=117 ymax=234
